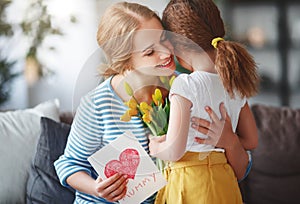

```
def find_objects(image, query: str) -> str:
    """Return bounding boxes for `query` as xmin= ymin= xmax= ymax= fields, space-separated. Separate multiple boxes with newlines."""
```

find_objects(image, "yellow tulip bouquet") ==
xmin=120 ymin=76 xmax=175 ymax=171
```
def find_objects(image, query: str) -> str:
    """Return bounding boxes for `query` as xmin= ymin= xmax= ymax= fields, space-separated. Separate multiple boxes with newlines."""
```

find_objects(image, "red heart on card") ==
xmin=104 ymin=148 xmax=140 ymax=179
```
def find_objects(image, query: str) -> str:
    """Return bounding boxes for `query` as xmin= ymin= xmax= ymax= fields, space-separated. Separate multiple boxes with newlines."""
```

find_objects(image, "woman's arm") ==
xmin=191 ymin=103 xmax=251 ymax=180
xmin=149 ymin=94 xmax=192 ymax=161
xmin=66 ymin=171 xmax=128 ymax=202
xmin=55 ymin=94 xmax=128 ymax=202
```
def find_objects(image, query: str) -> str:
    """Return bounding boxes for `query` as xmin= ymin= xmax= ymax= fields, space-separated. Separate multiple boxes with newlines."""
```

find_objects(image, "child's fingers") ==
xmin=147 ymin=133 xmax=154 ymax=139
xmin=149 ymin=135 xmax=166 ymax=142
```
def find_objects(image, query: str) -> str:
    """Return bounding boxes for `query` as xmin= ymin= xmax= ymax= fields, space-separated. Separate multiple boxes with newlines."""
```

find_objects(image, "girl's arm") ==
xmin=66 ymin=171 xmax=128 ymax=202
xmin=149 ymin=94 xmax=192 ymax=161
xmin=236 ymin=102 xmax=258 ymax=150
xmin=191 ymin=103 xmax=251 ymax=180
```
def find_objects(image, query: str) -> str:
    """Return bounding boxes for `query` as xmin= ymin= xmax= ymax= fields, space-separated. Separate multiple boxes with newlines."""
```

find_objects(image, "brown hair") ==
xmin=163 ymin=0 xmax=259 ymax=98
xmin=97 ymin=2 xmax=161 ymax=77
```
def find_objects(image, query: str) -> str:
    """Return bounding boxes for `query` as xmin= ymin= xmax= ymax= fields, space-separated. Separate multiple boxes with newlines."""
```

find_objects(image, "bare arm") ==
xmin=236 ymin=102 xmax=258 ymax=150
xmin=191 ymin=103 xmax=250 ymax=180
xmin=149 ymin=95 xmax=192 ymax=161
xmin=66 ymin=171 xmax=128 ymax=202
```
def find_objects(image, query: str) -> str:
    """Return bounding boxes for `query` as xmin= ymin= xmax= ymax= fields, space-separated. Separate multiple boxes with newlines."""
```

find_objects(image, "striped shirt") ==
xmin=54 ymin=76 xmax=154 ymax=203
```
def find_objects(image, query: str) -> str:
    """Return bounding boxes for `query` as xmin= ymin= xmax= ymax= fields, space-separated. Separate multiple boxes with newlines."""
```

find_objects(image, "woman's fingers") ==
xmin=194 ymin=137 xmax=205 ymax=144
xmin=99 ymin=173 xmax=125 ymax=187
xmin=191 ymin=117 xmax=210 ymax=127
xmin=95 ymin=173 xmax=128 ymax=200
xmin=107 ymin=178 xmax=128 ymax=202
xmin=192 ymin=103 xmax=230 ymax=147
xmin=104 ymin=174 xmax=128 ymax=193
xmin=194 ymin=135 xmax=217 ymax=145
xmin=112 ymin=183 xmax=128 ymax=201
xmin=191 ymin=123 xmax=209 ymax=135
xmin=191 ymin=117 xmax=211 ymax=134
xmin=219 ymin=102 xmax=228 ymax=121
xmin=96 ymin=176 xmax=103 ymax=183
xmin=204 ymin=106 xmax=220 ymax=124
xmin=191 ymin=116 xmax=220 ymax=135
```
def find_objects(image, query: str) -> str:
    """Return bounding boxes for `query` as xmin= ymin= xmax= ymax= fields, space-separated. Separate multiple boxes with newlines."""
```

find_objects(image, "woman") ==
xmin=55 ymin=2 xmax=176 ymax=203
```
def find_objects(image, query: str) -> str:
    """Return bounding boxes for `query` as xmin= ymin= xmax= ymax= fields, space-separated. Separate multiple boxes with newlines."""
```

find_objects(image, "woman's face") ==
xmin=131 ymin=17 xmax=176 ymax=76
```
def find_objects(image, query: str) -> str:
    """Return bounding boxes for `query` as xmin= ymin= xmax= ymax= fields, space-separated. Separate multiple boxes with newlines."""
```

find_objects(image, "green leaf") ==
xmin=124 ymin=82 xmax=133 ymax=96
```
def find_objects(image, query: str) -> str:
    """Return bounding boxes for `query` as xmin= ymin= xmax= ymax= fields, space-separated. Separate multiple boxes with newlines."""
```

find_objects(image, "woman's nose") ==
xmin=158 ymin=44 xmax=172 ymax=59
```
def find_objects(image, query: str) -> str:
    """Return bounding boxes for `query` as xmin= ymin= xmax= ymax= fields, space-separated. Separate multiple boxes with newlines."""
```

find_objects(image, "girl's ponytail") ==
xmin=163 ymin=0 xmax=260 ymax=99
xmin=214 ymin=39 xmax=260 ymax=98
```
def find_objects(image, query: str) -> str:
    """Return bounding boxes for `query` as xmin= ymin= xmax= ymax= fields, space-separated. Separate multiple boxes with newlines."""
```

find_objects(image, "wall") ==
xmin=4 ymin=0 xmax=296 ymax=111
xmin=1 ymin=0 xmax=169 ymax=112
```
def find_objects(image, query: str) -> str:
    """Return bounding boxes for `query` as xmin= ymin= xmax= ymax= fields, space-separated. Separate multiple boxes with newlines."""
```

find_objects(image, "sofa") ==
xmin=0 ymin=100 xmax=299 ymax=204
xmin=239 ymin=104 xmax=300 ymax=204
xmin=0 ymin=99 xmax=75 ymax=204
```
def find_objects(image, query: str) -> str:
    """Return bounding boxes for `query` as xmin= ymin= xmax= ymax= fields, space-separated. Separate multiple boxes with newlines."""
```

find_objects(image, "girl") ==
xmin=149 ymin=0 xmax=259 ymax=203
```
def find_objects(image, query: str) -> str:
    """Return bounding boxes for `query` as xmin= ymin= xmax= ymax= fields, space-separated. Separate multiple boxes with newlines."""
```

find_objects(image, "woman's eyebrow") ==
xmin=142 ymin=43 xmax=154 ymax=52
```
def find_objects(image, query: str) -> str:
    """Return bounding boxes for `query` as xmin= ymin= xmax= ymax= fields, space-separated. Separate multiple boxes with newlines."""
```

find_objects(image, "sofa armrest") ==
xmin=59 ymin=112 xmax=74 ymax=125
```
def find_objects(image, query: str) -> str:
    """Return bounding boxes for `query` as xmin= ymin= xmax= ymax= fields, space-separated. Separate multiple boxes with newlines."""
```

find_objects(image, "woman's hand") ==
xmin=67 ymin=171 xmax=128 ymax=202
xmin=191 ymin=103 xmax=238 ymax=150
xmin=191 ymin=103 xmax=250 ymax=180
xmin=94 ymin=173 xmax=128 ymax=202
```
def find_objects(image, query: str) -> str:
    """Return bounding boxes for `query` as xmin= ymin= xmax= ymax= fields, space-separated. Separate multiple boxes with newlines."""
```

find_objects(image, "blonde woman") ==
xmin=55 ymin=2 xmax=176 ymax=203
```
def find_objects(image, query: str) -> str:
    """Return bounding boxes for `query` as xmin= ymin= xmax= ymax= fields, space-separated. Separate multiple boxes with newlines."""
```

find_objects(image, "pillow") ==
xmin=0 ymin=99 xmax=60 ymax=204
xmin=27 ymin=98 xmax=60 ymax=122
xmin=26 ymin=117 xmax=75 ymax=203
xmin=242 ymin=104 xmax=300 ymax=204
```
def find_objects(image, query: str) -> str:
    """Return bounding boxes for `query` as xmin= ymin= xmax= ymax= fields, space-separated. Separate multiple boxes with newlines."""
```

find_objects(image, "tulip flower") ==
xmin=120 ymin=76 xmax=176 ymax=172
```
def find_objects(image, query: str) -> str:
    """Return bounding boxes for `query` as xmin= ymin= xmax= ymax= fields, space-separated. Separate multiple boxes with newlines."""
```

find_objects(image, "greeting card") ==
xmin=88 ymin=131 xmax=167 ymax=204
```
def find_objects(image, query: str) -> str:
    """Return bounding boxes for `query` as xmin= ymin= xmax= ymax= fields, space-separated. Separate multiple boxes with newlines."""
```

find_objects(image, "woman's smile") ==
xmin=156 ymin=56 xmax=174 ymax=69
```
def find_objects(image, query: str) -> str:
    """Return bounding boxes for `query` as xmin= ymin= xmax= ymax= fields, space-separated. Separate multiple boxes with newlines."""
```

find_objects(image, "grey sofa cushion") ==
xmin=241 ymin=104 xmax=300 ymax=204
xmin=26 ymin=117 xmax=75 ymax=204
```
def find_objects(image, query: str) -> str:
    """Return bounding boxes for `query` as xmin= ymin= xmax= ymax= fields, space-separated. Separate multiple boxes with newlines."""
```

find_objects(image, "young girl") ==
xmin=54 ymin=2 xmax=177 ymax=203
xmin=149 ymin=0 xmax=259 ymax=203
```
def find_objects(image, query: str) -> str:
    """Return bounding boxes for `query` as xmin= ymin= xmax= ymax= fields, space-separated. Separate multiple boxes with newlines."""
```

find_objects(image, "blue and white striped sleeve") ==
xmin=54 ymin=93 xmax=102 ymax=187
xmin=238 ymin=150 xmax=252 ymax=182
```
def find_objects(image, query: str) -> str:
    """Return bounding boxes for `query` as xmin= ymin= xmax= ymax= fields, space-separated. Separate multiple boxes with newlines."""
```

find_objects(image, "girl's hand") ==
xmin=191 ymin=103 xmax=237 ymax=149
xmin=149 ymin=135 xmax=166 ymax=156
xmin=94 ymin=173 xmax=128 ymax=202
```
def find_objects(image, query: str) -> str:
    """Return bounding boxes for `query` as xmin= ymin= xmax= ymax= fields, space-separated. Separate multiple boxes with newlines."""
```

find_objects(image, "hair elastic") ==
xmin=211 ymin=37 xmax=224 ymax=49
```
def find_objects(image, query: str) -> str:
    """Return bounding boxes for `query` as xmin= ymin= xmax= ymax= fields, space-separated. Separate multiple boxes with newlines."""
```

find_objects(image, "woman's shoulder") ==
xmin=88 ymin=77 xmax=112 ymax=95
xmin=79 ymin=77 xmax=113 ymax=104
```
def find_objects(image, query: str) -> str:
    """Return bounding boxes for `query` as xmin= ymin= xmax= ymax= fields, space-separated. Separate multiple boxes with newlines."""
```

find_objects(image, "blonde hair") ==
xmin=97 ymin=2 xmax=161 ymax=77
xmin=163 ymin=0 xmax=259 ymax=98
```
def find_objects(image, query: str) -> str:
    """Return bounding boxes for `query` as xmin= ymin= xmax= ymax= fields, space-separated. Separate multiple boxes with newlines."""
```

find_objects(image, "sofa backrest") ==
xmin=240 ymin=104 xmax=300 ymax=204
